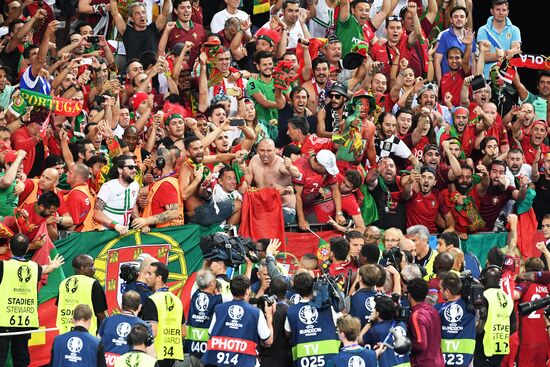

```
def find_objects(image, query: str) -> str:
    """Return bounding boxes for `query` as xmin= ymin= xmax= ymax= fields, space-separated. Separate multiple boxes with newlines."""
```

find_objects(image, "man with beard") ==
xmin=179 ymin=136 xmax=242 ymax=226
xmin=277 ymin=87 xmax=318 ymax=147
xmin=159 ymin=113 xmax=186 ymax=148
xmin=505 ymin=148 xmax=536 ymax=186
xmin=110 ymin=0 xmax=171 ymax=61
xmin=517 ymin=119 xmax=550 ymax=165
xmin=414 ymin=83 xmax=452 ymax=128
xmin=317 ymin=82 xmax=348 ymax=138
xmin=366 ymin=157 xmax=406 ymax=230
xmin=93 ymin=155 xmax=143 ymax=235
xmin=514 ymin=70 xmax=550 ymax=121
xmin=122 ymin=126 xmax=151 ymax=170
xmin=370 ymin=3 xmax=421 ymax=77
xmin=64 ymin=163 xmax=99 ymax=232
xmin=303 ymin=56 xmax=332 ymax=114
xmin=402 ymin=166 xmax=454 ymax=233
xmin=293 ymin=149 xmax=345 ymax=230
xmin=247 ymin=52 xmax=278 ymax=124
xmin=477 ymin=160 xmax=528 ymax=231
xmin=246 ymin=138 xmax=299 ymax=224
xmin=375 ymin=112 xmax=419 ymax=170
xmin=440 ymin=106 xmax=493 ymax=157
xmin=322 ymin=37 xmax=352 ymax=84
xmin=509 ymin=103 xmax=536 ymax=137
xmin=166 ymin=0 xmax=206 ymax=66
xmin=434 ymin=6 xmax=475 ymax=83
xmin=422 ymin=141 xmax=462 ymax=191
xmin=138 ymin=147 xmax=184 ymax=228
xmin=533 ymin=155 xmax=550 ymax=227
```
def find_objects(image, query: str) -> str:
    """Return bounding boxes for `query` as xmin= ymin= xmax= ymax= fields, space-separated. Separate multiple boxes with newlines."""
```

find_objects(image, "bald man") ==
xmin=244 ymin=138 xmax=300 ymax=224
xmin=18 ymin=167 xmax=73 ymax=229
xmin=427 ymin=252 xmax=455 ymax=304
xmin=448 ymin=247 xmax=465 ymax=273
xmin=64 ymin=163 xmax=99 ymax=232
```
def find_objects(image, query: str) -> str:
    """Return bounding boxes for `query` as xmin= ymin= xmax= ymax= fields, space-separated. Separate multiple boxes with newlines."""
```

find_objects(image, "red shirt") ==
xmin=439 ymin=69 xmax=466 ymax=107
xmin=516 ymin=281 xmax=549 ymax=346
xmin=520 ymin=135 xmax=550 ymax=166
xmin=20 ymin=180 xmax=68 ymax=216
xmin=405 ymin=190 xmax=446 ymax=232
xmin=65 ymin=185 xmax=92 ymax=231
xmin=166 ymin=20 xmax=206 ymax=67
xmin=403 ymin=134 xmax=430 ymax=162
xmin=329 ymin=260 xmax=358 ymax=277
xmin=292 ymin=156 xmax=337 ymax=207
xmin=439 ymin=123 xmax=477 ymax=157
xmin=370 ymin=34 xmax=410 ymax=77
xmin=478 ymin=185 xmax=515 ymax=231
xmin=19 ymin=202 xmax=48 ymax=240
xmin=150 ymin=180 xmax=179 ymax=216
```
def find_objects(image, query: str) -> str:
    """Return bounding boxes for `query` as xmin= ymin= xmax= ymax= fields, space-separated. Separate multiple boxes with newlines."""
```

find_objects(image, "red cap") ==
xmin=533 ymin=119 xmax=548 ymax=129
xmin=131 ymin=92 xmax=149 ymax=111
xmin=3 ymin=150 xmax=18 ymax=164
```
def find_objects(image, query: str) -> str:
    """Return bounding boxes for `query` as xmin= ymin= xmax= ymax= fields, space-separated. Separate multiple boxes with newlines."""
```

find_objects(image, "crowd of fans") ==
xmin=0 ymin=0 xmax=548 ymax=365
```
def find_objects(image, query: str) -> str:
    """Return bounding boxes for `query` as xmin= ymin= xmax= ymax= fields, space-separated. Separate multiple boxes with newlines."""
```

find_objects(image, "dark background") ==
xmin=471 ymin=0 xmax=550 ymax=91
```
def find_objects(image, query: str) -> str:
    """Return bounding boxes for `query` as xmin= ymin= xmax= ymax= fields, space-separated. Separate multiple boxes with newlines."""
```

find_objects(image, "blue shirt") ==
xmin=476 ymin=16 xmax=521 ymax=77
xmin=436 ymin=28 xmax=477 ymax=75
xmin=20 ymin=65 xmax=51 ymax=95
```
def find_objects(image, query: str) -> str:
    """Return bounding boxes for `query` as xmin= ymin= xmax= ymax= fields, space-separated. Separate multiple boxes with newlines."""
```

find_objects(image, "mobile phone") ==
xmin=230 ymin=119 xmax=246 ymax=127
xmin=81 ymin=58 xmax=93 ymax=66
xmin=470 ymin=75 xmax=487 ymax=92
xmin=87 ymin=35 xmax=100 ymax=44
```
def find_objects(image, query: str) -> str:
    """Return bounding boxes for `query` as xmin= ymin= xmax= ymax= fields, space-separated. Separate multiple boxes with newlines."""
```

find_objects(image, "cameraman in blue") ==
xmin=435 ymin=272 xmax=476 ymax=367
xmin=185 ymin=269 xmax=228 ymax=367
xmin=99 ymin=291 xmax=153 ymax=367
xmin=349 ymin=264 xmax=382 ymax=328
xmin=328 ymin=315 xmax=384 ymax=367
xmin=284 ymin=272 xmax=341 ymax=367
xmin=202 ymin=275 xmax=274 ymax=367
xmin=362 ymin=295 xmax=412 ymax=367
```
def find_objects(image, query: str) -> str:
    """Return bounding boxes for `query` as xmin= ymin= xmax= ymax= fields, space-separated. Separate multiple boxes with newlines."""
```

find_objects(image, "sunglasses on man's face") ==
xmin=123 ymin=165 xmax=138 ymax=170
xmin=328 ymin=93 xmax=344 ymax=99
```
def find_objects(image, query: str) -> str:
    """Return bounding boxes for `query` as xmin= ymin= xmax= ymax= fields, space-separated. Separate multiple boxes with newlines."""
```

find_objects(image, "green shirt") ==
xmin=246 ymin=76 xmax=278 ymax=123
xmin=0 ymin=172 xmax=18 ymax=217
xmin=523 ymin=91 xmax=548 ymax=120
xmin=337 ymin=15 xmax=364 ymax=58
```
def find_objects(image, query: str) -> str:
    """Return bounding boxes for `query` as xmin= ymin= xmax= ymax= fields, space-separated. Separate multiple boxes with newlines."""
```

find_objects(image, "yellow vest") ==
xmin=422 ymin=249 xmax=437 ymax=281
xmin=0 ymin=259 xmax=39 ymax=328
xmin=56 ymin=275 xmax=98 ymax=335
xmin=64 ymin=185 xmax=101 ymax=231
xmin=149 ymin=291 xmax=184 ymax=360
xmin=483 ymin=288 xmax=513 ymax=356
xmin=142 ymin=177 xmax=184 ymax=228
xmin=114 ymin=351 xmax=157 ymax=367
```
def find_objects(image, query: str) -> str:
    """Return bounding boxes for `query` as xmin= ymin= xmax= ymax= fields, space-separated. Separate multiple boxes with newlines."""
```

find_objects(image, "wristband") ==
xmin=110 ymin=221 xmax=118 ymax=229
xmin=336 ymin=211 xmax=344 ymax=216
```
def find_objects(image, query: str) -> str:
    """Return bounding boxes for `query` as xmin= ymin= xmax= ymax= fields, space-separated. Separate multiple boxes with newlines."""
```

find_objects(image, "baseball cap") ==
xmin=170 ymin=43 xmax=186 ymax=57
xmin=316 ymin=150 xmax=339 ymax=176
xmin=423 ymin=144 xmax=439 ymax=155
xmin=420 ymin=165 xmax=436 ymax=176
xmin=533 ymin=119 xmax=548 ymax=129
xmin=3 ymin=150 xmax=18 ymax=164
xmin=329 ymin=82 xmax=347 ymax=96
xmin=131 ymin=91 xmax=148 ymax=111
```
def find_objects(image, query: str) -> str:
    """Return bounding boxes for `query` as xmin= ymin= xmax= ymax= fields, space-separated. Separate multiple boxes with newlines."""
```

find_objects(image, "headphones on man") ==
xmin=479 ymin=264 xmax=502 ymax=285
xmin=126 ymin=322 xmax=154 ymax=347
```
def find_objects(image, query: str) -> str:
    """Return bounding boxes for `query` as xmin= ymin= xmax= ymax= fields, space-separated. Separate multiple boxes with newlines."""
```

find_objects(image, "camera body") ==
xmin=382 ymin=247 xmax=403 ymax=272
xmin=460 ymin=271 xmax=485 ymax=310
xmin=200 ymin=233 xmax=258 ymax=268
xmin=390 ymin=293 xmax=410 ymax=321
xmin=253 ymin=295 xmax=277 ymax=313
xmin=120 ymin=263 xmax=139 ymax=283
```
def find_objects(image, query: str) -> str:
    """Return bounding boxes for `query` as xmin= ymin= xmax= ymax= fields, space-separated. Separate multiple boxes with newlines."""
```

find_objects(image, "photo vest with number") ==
xmin=349 ymin=288 xmax=378 ymax=328
xmin=52 ymin=329 xmax=100 ymax=367
xmin=202 ymin=299 xmax=261 ymax=367
xmin=368 ymin=320 xmax=411 ymax=367
xmin=57 ymin=275 xmax=97 ymax=335
xmin=482 ymin=288 xmax=513 ymax=356
xmin=436 ymin=298 xmax=476 ymax=367
xmin=185 ymin=290 xmax=223 ymax=357
xmin=149 ymin=290 xmax=184 ymax=361
xmin=0 ymin=259 xmax=39 ymax=328
xmin=286 ymin=302 xmax=340 ymax=367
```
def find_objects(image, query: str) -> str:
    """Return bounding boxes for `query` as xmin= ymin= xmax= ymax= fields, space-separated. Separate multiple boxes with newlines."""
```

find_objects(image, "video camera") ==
xmin=250 ymin=295 xmax=277 ymax=313
xmin=389 ymin=293 xmax=410 ymax=321
xmin=120 ymin=263 xmax=139 ymax=283
xmin=519 ymin=295 xmax=550 ymax=317
xmin=200 ymin=233 xmax=258 ymax=268
xmin=309 ymin=261 xmax=346 ymax=311
xmin=460 ymin=270 xmax=485 ymax=311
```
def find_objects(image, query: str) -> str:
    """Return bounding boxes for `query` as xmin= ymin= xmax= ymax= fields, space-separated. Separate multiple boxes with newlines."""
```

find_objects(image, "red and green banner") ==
xmin=20 ymin=89 xmax=83 ymax=117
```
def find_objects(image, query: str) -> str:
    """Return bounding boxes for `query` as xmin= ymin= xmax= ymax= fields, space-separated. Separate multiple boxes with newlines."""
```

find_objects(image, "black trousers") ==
xmin=0 ymin=334 xmax=31 ymax=367
xmin=473 ymin=352 xmax=505 ymax=367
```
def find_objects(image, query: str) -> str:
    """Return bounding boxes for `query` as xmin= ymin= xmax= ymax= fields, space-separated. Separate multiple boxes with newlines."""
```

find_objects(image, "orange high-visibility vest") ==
xmin=142 ymin=177 xmax=184 ymax=228
xmin=64 ymin=184 xmax=101 ymax=231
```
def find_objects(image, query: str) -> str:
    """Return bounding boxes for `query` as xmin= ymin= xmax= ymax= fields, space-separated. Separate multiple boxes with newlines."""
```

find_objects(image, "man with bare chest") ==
xmin=245 ymin=139 xmax=300 ymax=224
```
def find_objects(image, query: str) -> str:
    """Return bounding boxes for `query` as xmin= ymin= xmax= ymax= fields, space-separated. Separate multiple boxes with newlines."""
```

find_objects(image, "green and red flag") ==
xmin=20 ymin=89 xmax=83 ymax=117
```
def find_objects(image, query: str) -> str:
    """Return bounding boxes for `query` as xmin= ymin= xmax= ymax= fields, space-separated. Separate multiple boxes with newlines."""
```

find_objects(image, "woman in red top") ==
xmin=403 ymin=109 xmax=435 ymax=162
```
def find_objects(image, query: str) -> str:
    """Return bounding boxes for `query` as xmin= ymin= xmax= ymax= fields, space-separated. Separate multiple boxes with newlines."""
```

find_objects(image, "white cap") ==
xmin=316 ymin=150 xmax=339 ymax=176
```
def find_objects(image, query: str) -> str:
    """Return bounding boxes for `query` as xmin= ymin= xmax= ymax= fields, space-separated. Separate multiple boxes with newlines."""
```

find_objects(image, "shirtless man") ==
xmin=245 ymin=138 xmax=300 ymax=224
xmin=179 ymin=136 xmax=242 ymax=226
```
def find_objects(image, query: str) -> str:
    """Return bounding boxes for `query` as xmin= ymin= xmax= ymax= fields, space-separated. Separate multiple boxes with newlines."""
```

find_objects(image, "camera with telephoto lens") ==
xmin=308 ymin=261 xmax=346 ymax=311
xmin=120 ymin=263 xmax=139 ymax=283
xmin=460 ymin=270 xmax=485 ymax=310
xmin=250 ymin=295 xmax=277 ymax=313
xmin=382 ymin=247 xmax=403 ymax=272
xmin=199 ymin=233 xmax=258 ymax=268
xmin=389 ymin=293 xmax=410 ymax=321
xmin=519 ymin=295 xmax=550 ymax=317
